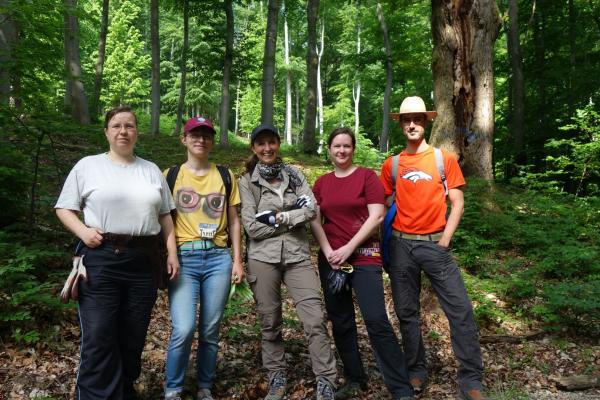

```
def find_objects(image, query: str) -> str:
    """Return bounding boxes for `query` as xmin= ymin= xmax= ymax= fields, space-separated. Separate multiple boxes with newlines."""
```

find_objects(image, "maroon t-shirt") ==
xmin=313 ymin=167 xmax=385 ymax=266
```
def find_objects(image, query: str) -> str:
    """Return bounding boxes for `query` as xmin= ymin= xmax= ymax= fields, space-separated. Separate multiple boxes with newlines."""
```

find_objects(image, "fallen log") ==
xmin=480 ymin=331 xmax=545 ymax=343
xmin=554 ymin=375 xmax=600 ymax=391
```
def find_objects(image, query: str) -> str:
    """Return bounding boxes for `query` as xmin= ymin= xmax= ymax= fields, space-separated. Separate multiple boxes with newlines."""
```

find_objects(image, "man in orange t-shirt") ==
xmin=380 ymin=96 xmax=486 ymax=400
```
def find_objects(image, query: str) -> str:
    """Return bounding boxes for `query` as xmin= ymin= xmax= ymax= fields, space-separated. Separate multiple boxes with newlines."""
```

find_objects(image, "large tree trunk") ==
xmin=234 ymin=81 xmax=240 ymax=135
xmin=63 ymin=0 xmax=90 ymax=124
xmin=353 ymin=23 xmax=361 ymax=134
xmin=90 ymin=0 xmax=109 ymax=120
xmin=430 ymin=0 xmax=501 ymax=179
xmin=283 ymin=10 xmax=292 ymax=144
xmin=507 ymin=0 xmax=525 ymax=164
xmin=150 ymin=0 xmax=160 ymax=136
xmin=533 ymin=2 xmax=546 ymax=154
xmin=376 ymin=2 xmax=392 ymax=152
xmin=0 ymin=0 xmax=16 ymax=106
xmin=316 ymin=22 xmax=324 ymax=154
xmin=174 ymin=0 xmax=189 ymax=135
xmin=219 ymin=0 xmax=234 ymax=148
xmin=261 ymin=0 xmax=279 ymax=125
xmin=568 ymin=0 xmax=576 ymax=114
xmin=303 ymin=0 xmax=319 ymax=153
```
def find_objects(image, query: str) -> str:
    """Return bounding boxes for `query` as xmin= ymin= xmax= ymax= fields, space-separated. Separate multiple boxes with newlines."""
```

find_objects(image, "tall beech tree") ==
xmin=261 ymin=0 xmax=279 ymax=125
xmin=507 ymin=0 xmax=525 ymax=164
xmin=0 ymin=0 xmax=16 ymax=106
xmin=303 ymin=0 xmax=319 ymax=153
xmin=376 ymin=1 xmax=392 ymax=152
xmin=174 ymin=0 xmax=189 ymax=135
xmin=430 ymin=0 xmax=501 ymax=179
xmin=90 ymin=0 xmax=108 ymax=120
xmin=150 ymin=0 xmax=160 ymax=135
xmin=219 ymin=0 xmax=234 ymax=148
xmin=63 ymin=0 xmax=90 ymax=124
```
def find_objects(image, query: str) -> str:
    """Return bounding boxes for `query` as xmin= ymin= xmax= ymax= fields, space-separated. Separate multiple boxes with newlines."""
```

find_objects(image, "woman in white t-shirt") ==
xmin=55 ymin=106 xmax=179 ymax=400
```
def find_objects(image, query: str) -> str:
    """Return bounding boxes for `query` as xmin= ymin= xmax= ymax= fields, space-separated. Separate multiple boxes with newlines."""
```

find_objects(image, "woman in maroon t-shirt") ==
xmin=310 ymin=127 xmax=414 ymax=400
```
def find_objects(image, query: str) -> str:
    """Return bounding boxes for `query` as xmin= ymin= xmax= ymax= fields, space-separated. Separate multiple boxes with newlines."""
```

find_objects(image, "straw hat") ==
xmin=390 ymin=96 xmax=437 ymax=121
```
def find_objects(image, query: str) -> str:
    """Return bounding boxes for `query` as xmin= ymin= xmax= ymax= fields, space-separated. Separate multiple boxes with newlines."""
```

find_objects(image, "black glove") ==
xmin=290 ymin=194 xmax=312 ymax=210
xmin=327 ymin=268 xmax=351 ymax=295
xmin=255 ymin=210 xmax=278 ymax=226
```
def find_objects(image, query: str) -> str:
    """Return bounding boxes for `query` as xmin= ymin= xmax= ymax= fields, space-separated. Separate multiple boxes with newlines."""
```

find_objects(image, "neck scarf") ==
xmin=257 ymin=158 xmax=284 ymax=181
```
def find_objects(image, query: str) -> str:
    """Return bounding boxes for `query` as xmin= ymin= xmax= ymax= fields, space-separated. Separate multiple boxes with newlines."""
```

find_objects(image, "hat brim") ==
xmin=390 ymin=111 xmax=437 ymax=122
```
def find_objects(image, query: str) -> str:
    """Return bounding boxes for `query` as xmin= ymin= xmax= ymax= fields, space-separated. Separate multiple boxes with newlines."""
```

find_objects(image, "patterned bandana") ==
xmin=257 ymin=158 xmax=285 ymax=181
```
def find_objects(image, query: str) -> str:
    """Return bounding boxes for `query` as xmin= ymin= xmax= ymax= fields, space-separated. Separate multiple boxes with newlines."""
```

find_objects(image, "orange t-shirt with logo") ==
xmin=380 ymin=147 xmax=465 ymax=234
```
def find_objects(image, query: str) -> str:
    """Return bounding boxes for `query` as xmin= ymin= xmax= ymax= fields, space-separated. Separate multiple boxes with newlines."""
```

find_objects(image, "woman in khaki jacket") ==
xmin=239 ymin=124 xmax=338 ymax=400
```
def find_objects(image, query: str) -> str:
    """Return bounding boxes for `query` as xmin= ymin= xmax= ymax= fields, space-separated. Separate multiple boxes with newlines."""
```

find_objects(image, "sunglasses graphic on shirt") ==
xmin=176 ymin=188 xmax=225 ymax=219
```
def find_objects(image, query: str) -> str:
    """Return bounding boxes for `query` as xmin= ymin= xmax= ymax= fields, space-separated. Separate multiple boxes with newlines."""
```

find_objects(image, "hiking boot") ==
xmin=165 ymin=391 xmax=182 ymax=400
xmin=459 ymin=388 xmax=489 ymax=400
xmin=334 ymin=381 xmax=366 ymax=399
xmin=409 ymin=377 xmax=427 ymax=395
xmin=197 ymin=388 xmax=214 ymax=400
xmin=316 ymin=378 xmax=335 ymax=400
xmin=265 ymin=371 xmax=286 ymax=400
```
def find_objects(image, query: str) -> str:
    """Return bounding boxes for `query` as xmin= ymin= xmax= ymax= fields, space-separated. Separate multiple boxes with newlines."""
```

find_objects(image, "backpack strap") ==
xmin=166 ymin=164 xmax=181 ymax=219
xmin=386 ymin=154 xmax=400 ymax=207
xmin=216 ymin=165 xmax=232 ymax=207
xmin=433 ymin=147 xmax=448 ymax=196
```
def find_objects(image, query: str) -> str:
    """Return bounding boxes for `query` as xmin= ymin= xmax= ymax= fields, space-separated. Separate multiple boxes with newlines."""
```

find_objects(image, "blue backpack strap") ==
xmin=382 ymin=154 xmax=400 ymax=266
xmin=386 ymin=154 xmax=400 ymax=207
xmin=433 ymin=147 xmax=448 ymax=196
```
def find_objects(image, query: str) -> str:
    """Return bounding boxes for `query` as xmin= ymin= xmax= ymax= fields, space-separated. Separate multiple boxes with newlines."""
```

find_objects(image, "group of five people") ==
xmin=55 ymin=95 xmax=486 ymax=400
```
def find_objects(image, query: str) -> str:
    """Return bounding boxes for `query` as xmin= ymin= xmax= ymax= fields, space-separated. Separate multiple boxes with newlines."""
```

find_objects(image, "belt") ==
xmin=178 ymin=240 xmax=217 ymax=251
xmin=392 ymin=230 xmax=443 ymax=241
xmin=101 ymin=232 xmax=160 ymax=254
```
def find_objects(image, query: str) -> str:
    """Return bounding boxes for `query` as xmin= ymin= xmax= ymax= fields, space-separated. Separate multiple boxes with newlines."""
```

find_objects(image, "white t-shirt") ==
xmin=55 ymin=153 xmax=174 ymax=236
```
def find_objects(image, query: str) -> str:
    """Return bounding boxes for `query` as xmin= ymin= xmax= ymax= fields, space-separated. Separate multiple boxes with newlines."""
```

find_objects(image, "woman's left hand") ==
xmin=231 ymin=260 xmax=245 ymax=284
xmin=167 ymin=252 xmax=180 ymax=280
xmin=327 ymin=244 xmax=354 ymax=266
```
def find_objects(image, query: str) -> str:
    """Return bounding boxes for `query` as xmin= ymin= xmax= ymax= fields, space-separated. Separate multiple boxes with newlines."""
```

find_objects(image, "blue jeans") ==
xmin=165 ymin=247 xmax=232 ymax=395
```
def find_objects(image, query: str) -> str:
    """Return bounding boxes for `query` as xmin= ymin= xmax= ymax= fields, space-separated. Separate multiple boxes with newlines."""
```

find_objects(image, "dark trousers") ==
xmin=318 ymin=255 xmax=413 ymax=398
xmin=388 ymin=237 xmax=483 ymax=392
xmin=76 ymin=244 xmax=157 ymax=400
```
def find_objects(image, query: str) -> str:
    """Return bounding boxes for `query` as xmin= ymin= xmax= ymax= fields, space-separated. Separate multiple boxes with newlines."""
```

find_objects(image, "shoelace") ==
xmin=269 ymin=374 xmax=285 ymax=394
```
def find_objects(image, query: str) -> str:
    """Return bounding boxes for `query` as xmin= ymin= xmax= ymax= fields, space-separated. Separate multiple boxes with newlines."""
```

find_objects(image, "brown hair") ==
xmin=327 ymin=127 xmax=356 ymax=148
xmin=103 ymin=106 xmax=138 ymax=129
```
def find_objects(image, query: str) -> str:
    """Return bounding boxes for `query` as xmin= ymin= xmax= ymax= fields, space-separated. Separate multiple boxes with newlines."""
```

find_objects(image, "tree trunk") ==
xmin=150 ymin=0 xmax=160 ymax=136
xmin=234 ymin=81 xmax=240 ymax=135
xmin=303 ymin=0 xmax=319 ymax=153
xmin=533 ymin=3 xmax=546 ymax=150
xmin=0 ymin=0 xmax=16 ymax=106
xmin=219 ymin=0 xmax=234 ymax=148
xmin=568 ymin=0 xmax=576 ymax=114
xmin=63 ymin=0 xmax=90 ymax=124
xmin=90 ymin=0 xmax=109 ymax=120
xmin=353 ymin=24 xmax=361 ymax=134
xmin=430 ymin=0 xmax=501 ymax=179
xmin=284 ymin=10 xmax=292 ymax=144
xmin=316 ymin=22 xmax=324 ymax=154
xmin=174 ymin=0 xmax=189 ymax=135
xmin=507 ymin=0 xmax=525 ymax=165
xmin=261 ymin=0 xmax=279 ymax=125
xmin=376 ymin=2 xmax=392 ymax=152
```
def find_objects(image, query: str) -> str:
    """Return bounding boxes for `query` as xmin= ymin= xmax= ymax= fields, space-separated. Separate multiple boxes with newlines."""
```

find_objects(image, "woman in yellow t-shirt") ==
xmin=163 ymin=117 xmax=243 ymax=400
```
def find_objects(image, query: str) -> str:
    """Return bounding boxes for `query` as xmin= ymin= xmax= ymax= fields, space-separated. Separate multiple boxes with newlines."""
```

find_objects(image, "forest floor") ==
xmin=1 ymin=278 xmax=599 ymax=400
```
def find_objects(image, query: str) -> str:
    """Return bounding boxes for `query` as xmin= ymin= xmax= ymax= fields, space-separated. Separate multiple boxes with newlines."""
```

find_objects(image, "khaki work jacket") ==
xmin=239 ymin=165 xmax=316 ymax=264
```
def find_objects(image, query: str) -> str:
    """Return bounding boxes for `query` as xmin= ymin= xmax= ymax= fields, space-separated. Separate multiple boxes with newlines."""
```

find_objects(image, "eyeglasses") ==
xmin=185 ymin=132 xmax=214 ymax=142
xmin=176 ymin=189 xmax=225 ymax=219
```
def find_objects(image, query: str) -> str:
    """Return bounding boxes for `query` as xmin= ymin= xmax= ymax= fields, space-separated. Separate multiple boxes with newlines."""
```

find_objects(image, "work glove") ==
xmin=291 ymin=194 xmax=312 ymax=210
xmin=60 ymin=255 xmax=88 ymax=303
xmin=327 ymin=268 xmax=351 ymax=295
xmin=255 ymin=210 xmax=278 ymax=226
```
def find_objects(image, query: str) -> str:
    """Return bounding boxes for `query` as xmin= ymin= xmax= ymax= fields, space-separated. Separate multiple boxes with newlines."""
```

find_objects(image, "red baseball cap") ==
xmin=184 ymin=116 xmax=216 ymax=134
